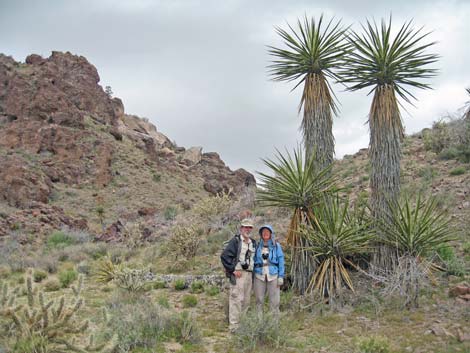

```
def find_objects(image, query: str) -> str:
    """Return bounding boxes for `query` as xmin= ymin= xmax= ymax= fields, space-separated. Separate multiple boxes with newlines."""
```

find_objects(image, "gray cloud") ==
xmin=1 ymin=0 xmax=469 ymax=176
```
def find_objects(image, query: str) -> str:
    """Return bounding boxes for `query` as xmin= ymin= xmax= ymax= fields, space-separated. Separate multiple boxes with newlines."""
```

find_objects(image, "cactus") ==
xmin=0 ymin=276 xmax=117 ymax=352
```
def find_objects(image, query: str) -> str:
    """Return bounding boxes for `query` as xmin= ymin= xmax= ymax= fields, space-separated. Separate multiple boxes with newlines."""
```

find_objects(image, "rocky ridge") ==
xmin=0 ymin=51 xmax=255 ymax=238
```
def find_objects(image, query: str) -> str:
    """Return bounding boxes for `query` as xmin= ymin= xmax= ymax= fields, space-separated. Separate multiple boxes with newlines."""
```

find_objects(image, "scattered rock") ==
xmin=181 ymin=146 xmax=202 ymax=166
xmin=449 ymin=284 xmax=470 ymax=297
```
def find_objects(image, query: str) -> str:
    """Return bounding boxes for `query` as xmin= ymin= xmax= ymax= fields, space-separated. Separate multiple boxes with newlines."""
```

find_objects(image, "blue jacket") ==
xmin=253 ymin=225 xmax=285 ymax=278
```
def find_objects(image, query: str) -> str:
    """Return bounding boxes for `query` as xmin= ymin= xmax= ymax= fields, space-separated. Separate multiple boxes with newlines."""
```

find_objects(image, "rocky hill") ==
xmin=0 ymin=51 xmax=255 ymax=238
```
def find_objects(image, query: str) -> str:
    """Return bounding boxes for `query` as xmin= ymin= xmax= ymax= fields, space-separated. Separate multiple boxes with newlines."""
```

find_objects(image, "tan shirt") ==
xmin=235 ymin=237 xmax=255 ymax=271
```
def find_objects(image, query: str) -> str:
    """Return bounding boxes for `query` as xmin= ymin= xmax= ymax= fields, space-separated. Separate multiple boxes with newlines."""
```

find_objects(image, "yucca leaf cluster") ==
xmin=304 ymin=196 xmax=373 ymax=298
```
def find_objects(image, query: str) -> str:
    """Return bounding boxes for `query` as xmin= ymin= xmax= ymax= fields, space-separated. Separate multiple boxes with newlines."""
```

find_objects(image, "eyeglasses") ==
xmin=241 ymin=226 xmax=253 ymax=229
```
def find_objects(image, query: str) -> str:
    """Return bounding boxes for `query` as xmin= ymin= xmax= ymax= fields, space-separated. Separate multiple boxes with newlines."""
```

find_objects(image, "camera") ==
xmin=262 ymin=253 xmax=269 ymax=260
xmin=241 ymin=262 xmax=249 ymax=270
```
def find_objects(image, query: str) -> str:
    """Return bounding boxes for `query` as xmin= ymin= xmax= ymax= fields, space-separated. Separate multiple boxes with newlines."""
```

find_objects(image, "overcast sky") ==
xmin=1 ymin=0 xmax=469 ymax=175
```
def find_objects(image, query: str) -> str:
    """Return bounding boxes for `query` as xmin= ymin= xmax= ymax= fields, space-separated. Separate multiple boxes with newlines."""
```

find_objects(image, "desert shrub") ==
xmin=190 ymin=281 xmax=204 ymax=294
xmin=463 ymin=242 xmax=470 ymax=255
xmin=58 ymin=268 xmax=78 ymax=288
xmin=153 ymin=281 xmax=166 ymax=289
xmin=205 ymin=286 xmax=220 ymax=296
xmin=43 ymin=278 xmax=61 ymax=292
xmin=174 ymin=279 xmax=186 ymax=291
xmin=157 ymin=295 xmax=170 ymax=308
xmin=107 ymin=297 xmax=199 ymax=352
xmin=93 ymin=258 xmax=150 ymax=292
xmin=46 ymin=230 xmax=75 ymax=248
xmin=192 ymin=190 xmax=232 ymax=221
xmin=182 ymin=294 xmax=198 ymax=308
xmin=233 ymin=311 xmax=286 ymax=351
xmin=163 ymin=205 xmax=178 ymax=221
xmin=82 ymin=242 xmax=108 ymax=259
xmin=355 ymin=336 xmax=390 ymax=353
xmin=0 ymin=265 xmax=11 ymax=279
xmin=167 ymin=224 xmax=204 ymax=260
xmin=445 ymin=257 xmax=467 ymax=277
xmin=435 ymin=244 xmax=455 ymax=261
xmin=32 ymin=269 xmax=47 ymax=283
xmin=0 ymin=276 xmax=116 ymax=352
xmin=152 ymin=173 xmax=161 ymax=182
xmin=438 ymin=147 xmax=460 ymax=160
xmin=114 ymin=268 xmax=150 ymax=292
xmin=121 ymin=221 xmax=148 ymax=249
xmin=449 ymin=166 xmax=466 ymax=176
xmin=423 ymin=121 xmax=450 ymax=153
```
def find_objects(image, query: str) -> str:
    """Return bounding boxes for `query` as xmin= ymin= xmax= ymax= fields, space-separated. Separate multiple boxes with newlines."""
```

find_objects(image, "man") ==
xmin=220 ymin=218 xmax=256 ymax=332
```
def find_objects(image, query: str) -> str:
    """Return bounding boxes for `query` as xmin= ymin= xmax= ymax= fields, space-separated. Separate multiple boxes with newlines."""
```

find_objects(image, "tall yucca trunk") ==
xmin=301 ymin=72 xmax=335 ymax=170
xmin=369 ymin=84 xmax=403 ymax=272
xmin=288 ymin=208 xmax=317 ymax=294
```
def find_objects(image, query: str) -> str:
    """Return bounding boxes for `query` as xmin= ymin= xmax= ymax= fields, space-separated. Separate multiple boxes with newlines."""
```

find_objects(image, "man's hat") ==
xmin=240 ymin=218 xmax=254 ymax=227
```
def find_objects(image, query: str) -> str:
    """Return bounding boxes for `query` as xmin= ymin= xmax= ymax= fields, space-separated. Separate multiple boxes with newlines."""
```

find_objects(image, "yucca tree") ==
xmin=303 ymin=195 xmax=372 ymax=301
xmin=341 ymin=17 xmax=438 ymax=271
xmin=268 ymin=15 xmax=350 ymax=170
xmin=257 ymin=148 xmax=336 ymax=294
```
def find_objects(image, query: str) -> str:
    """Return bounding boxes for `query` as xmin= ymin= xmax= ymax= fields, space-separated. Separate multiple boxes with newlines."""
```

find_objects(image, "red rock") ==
xmin=449 ymin=285 xmax=470 ymax=297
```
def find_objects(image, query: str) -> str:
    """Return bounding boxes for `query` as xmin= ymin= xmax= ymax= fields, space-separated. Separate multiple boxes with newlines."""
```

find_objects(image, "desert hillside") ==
xmin=0 ymin=52 xmax=469 ymax=353
xmin=0 ymin=52 xmax=255 ymax=239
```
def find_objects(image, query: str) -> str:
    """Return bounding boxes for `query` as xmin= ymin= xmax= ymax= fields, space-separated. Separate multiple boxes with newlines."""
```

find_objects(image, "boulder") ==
xmin=181 ymin=146 xmax=202 ymax=166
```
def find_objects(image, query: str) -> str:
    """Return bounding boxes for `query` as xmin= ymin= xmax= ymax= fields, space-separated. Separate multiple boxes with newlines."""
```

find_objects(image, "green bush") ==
xmin=33 ymin=269 xmax=48 ymax=283
xmin=157 ymin=295 xmax=170 ymax=309
xmin=164 ymin=205 xmax=178 ymax=221
xmin=436 ymin=245 xmax=455 ymax=262
xmin=174 ymin=279 xmax=186 ymax=291
xmin=182 ymin=294 xmax=198 ymax=308
xmin=153 ymin=281 xmax=166 ymax=289
xmin=190 ymin=281 xmax=204 ymax=294
xmin=0 ymin=265 xmax=11 ymax=278
xmin=463 ymin=242 xmax=470 ymax=255
xmin=234 ymin=311 xmax=285 ymax=351
xmin=205 ymin=286 xmax=220 ymax=296
xmin=446 ymin=257 xmax=467 ymax=277
xmin=43 ymin=278 xmax=61 ymax=292
xmin=449 ymin=166 xmax=466 ymax=176
xmin=108 ymin=297 xmax=200 ymax=351
xmin=46 ymin=231 xmax=74 ymax=248
xmin=355 ymin=336 xmax=390 ymax=353
xmin=58 ymin=268 xmax=78 ymax=288
xmin=438 ymin=147 xmax=460 ymax=160
xmin=152 ymin=173 xmax=161 ymax=182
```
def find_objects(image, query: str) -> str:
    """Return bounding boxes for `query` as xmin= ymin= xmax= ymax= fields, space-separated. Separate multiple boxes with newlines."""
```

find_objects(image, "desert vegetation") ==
xmin=0 ymin=13 xmax=469 ymax=353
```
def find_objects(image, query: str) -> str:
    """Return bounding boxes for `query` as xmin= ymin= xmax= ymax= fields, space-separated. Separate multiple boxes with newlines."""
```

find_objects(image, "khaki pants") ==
xmin=254 ymin=276 xmax=280 ymax=315
xmin=229 ymin=271 xmax=252 ymax=331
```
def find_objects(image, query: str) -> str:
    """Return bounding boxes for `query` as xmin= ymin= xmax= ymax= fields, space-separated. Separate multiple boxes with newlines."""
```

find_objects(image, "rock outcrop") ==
xmin=0 ymin=51 xmax=256 ymax=237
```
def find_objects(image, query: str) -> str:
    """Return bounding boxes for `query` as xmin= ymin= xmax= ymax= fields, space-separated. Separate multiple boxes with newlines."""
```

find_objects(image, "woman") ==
xmin=253 ymin=224 xmax=285 ymax=315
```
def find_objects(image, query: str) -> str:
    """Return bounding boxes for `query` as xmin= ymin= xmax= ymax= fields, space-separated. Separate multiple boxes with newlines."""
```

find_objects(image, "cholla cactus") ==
xmin=0 ymin=276 xmax=117 ymax=352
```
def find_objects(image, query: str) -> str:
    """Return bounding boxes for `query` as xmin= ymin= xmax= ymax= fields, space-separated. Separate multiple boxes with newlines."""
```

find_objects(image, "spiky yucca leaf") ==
xmin=341 ymin=16 xmax=438 ymax=103
xmin=380 ymin=194 xmax=454 ymax=257
xmin=93 ymin=257 xmax=122 ymax=284
xmin=303 ymin=196 xmax=372 ymax=298
xmin=268 ymin=15 xmax=350 ymax=95
xmin=256 ymin=148 xmax=336 ymax=244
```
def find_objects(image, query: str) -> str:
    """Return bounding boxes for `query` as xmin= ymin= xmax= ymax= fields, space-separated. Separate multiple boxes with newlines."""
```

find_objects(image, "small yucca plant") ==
xmin=380 ymin=194 xmax=453 ymax=257
xmin=379 ymin=194 xmax=454 ymax=307
xmin=303 ymin=196 xmax=372 ymax=300
xmin=257 ymin=148 xmax=337 ymax=294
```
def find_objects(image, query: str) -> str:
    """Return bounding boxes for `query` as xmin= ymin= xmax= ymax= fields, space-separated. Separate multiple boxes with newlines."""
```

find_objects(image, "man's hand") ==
xmin=234 ymin=270 xmax=242 ymax=278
